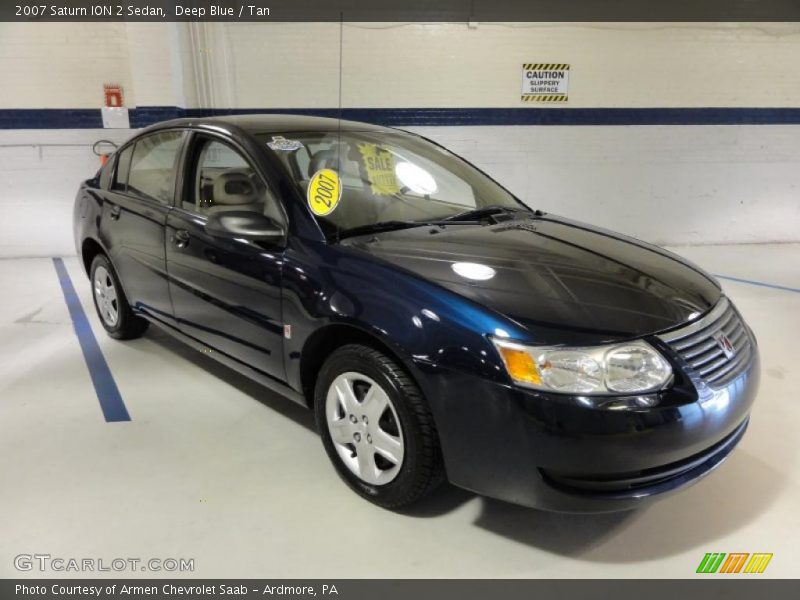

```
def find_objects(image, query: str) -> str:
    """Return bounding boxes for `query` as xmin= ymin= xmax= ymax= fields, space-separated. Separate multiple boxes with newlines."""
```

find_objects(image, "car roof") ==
xmin=140 ymin=114 xmax=397 ymax=137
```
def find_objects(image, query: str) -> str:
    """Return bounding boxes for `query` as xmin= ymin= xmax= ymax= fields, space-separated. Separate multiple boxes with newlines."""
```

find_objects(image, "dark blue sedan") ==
xmin=73 ymin=115 xmax=759 ymax=511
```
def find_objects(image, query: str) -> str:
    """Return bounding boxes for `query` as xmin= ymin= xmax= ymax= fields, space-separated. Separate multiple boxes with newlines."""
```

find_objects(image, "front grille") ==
xmin=658 ymin=297 xmax=754 ymax=388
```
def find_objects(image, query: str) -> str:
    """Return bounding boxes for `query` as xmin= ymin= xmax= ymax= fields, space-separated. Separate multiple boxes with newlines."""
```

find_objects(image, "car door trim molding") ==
xmin=144 ymin=316 xmax=304 ymax=406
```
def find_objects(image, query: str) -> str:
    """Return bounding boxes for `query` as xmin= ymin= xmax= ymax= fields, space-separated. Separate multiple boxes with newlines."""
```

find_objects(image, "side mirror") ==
xmin=205 ymin=211 xmax=285 ymax=243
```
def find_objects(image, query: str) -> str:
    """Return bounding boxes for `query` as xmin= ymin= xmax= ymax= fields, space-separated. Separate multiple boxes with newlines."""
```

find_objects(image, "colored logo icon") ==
xmin=696 ymin=552 xmax=773 ymax=574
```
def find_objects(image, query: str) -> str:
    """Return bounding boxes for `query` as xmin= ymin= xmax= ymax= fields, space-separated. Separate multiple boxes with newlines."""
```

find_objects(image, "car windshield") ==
xmin=258 ymin=130 xmax=527 ymax=238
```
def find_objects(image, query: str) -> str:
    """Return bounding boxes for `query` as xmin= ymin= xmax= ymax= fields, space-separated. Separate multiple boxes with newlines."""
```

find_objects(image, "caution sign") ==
xmin=521 ymin=63 xmax=569 ymax=103
xmin=357 ymin=143 xmax=400 ymax=196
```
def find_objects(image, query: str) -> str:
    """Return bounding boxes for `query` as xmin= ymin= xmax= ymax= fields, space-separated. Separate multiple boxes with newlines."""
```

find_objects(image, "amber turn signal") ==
xmin=494 ymin=343 xmax=542 ymax=385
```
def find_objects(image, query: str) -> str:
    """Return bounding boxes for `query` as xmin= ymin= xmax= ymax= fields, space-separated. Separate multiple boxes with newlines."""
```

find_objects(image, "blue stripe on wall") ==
xmin=1 ymin=108 xmax=104 ymax=129
xmin=52 ymin=258 xmax=131 ymax=423
xmin=4 ymin=107 xmax=800 ymax=129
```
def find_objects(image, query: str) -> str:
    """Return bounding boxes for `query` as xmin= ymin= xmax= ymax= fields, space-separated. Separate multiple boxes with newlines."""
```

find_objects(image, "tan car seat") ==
xmin=207 ymin=169 xmax=263 ymax=214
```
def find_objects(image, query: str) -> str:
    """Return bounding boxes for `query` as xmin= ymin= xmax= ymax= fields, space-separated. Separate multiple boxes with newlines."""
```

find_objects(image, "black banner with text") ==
xmin=4 ymin=0 xmax=800 ymax=22
xmin=3 ymin=579 xmax=800 ymax=600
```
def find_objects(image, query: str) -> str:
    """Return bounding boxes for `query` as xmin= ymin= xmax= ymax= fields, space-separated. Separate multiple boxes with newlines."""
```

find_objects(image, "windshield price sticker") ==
xmin=307 ymin=169 xmax=342 ymax=216
xmin=357 ymin=144 xmax=400 ymax=196
xmin=521 ymin=63 xmax=570 ymax=103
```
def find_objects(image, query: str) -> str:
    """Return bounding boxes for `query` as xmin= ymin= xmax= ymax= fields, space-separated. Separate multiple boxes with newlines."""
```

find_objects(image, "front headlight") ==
xmin=491 ymin=338 xmax=672 ymax=395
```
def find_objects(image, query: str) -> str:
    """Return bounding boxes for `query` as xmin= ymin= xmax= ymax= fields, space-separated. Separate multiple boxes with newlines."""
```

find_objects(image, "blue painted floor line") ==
xmin=715 ymin=274 xmax=800 ymax=294
xmin=52 ymin=258 xmax=130 ymax=422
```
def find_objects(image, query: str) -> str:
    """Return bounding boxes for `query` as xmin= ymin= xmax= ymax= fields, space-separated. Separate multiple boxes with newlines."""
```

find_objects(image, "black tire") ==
xmin=314 ymin=344 xmax=444 ymax=508
xmin=89 ymin=254 xmax=148 ymax=340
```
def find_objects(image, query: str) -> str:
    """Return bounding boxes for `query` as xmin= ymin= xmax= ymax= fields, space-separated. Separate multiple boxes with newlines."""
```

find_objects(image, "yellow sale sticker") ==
xmin=307 ymin=169 xmax=342 ymax=216
xmin=357 ymin=143 xmax=400 ymax=196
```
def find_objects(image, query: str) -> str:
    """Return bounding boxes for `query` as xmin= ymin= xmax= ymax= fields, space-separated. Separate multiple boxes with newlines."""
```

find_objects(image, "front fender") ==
xmin=281 ymin=238 xmax=526 ymax=393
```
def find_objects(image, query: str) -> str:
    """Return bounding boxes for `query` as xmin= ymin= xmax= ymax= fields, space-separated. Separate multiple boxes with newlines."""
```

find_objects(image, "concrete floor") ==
xmin=1 ymin=244 xmax=798 ymax=578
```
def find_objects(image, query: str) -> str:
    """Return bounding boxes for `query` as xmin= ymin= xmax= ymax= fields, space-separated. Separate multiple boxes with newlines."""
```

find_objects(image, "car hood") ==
xmin=343 ymin=214 xmax=721 ymax=344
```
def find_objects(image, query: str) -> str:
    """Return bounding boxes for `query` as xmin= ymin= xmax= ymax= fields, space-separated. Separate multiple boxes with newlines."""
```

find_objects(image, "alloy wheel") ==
xmin=325 ymin=371 xmax=405 ymax=485
xmin=93 ymin=265 xmax=119 ymax=327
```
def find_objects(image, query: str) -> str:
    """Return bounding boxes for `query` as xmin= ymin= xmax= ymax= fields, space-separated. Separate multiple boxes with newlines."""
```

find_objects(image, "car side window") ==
xmin=127 ymin=131 xmax=185 ymax=204
xmin=111 ymin=144 xmax=133 ymax=192
xmin=187 ymin=139 xmax=284 ymax=224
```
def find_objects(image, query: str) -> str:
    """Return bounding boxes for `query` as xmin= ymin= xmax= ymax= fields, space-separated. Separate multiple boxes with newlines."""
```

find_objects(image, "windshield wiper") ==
xmin=337 ymin=220 xmax=434 ymax=240
xmin=336 ymin=208 xmax=529 ymax=241
xmin=440 ymin=204 xmax=532 ymax=222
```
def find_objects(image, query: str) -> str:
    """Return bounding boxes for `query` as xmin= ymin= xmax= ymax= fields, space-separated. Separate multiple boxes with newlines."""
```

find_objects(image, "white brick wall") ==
xmin=411 ymin=124 xmax=800 ymax=246
xmin=214 ymin=22 xmax=800 ymax=109
xmin=4 ymin=22 xmax=800 ymax=111
xmin=1 ymin=22 xmax=800 ymax=256
xmin=0 ymin=23 xmax=132 ymax=108
xmin=0 ymin=129 xmax=132 ymax=257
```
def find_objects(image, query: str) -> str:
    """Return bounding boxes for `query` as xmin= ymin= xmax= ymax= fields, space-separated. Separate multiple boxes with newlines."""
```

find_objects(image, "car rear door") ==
xmin=164 ymin=132 xmax=287 ymax=382
xmin=100 ymin=130 xmax=187 ymax=324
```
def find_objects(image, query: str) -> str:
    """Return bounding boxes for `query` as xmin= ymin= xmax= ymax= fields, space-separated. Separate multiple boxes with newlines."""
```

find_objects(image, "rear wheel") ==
xmin=315 ymin=344 xmax=444 ymax=508
xmin=90 ymin=254 xmax=148 ymax=340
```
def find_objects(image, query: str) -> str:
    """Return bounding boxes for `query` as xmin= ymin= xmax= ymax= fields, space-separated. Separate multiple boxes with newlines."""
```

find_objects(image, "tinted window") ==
xmin=261 ymin=131 xmax=520 ymax=235
xmin=127 ymin=131 xmax=185 ymax=204
xmin=111 ymin=145 xmax=133 ymax=192
xmin=188 ymin=139 xmax=284 ymax=224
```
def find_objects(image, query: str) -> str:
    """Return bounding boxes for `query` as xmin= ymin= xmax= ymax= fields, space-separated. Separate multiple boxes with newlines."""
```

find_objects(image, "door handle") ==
xmin=172 ymin=229 xmax=190 ymax=249
xmin=109 ymin=204 xmax=121 ymax=221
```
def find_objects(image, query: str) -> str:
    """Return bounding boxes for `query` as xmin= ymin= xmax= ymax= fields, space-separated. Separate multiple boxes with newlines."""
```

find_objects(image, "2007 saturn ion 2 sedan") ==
xmin=73 ymin=115 xmax=759 ymax=512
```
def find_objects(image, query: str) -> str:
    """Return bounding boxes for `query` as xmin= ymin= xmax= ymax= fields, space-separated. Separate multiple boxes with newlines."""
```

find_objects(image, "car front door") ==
xmin=101 ymin=130 xmax=186 ymax=324
xmin=165 ymin=134 xmax=287 ymax=382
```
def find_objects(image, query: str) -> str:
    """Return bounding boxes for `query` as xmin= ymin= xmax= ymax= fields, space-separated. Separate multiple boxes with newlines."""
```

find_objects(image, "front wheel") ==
xmin=90 ymin=254 xmax=148 ymax=340
xmin=314 ymin=344 xmax=444 ymax=508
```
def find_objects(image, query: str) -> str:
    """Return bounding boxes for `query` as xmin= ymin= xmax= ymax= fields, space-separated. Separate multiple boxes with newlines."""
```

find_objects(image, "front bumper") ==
xmin=417 ymin=340 xmax=759 ymax=513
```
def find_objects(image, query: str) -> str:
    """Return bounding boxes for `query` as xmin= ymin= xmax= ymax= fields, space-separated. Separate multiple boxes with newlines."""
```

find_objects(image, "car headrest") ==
xmin=213 ymin=170 xmax=258 ymax=205
xmin=308 ymin=149 xmax=339 ymax=177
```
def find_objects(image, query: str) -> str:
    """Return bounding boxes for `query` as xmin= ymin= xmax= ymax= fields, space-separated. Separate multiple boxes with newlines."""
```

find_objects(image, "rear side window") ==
xmin=111 ymin=145 xmax=133 ymax=192
xmin=127 ymin=131 xmax=185 ymax=204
